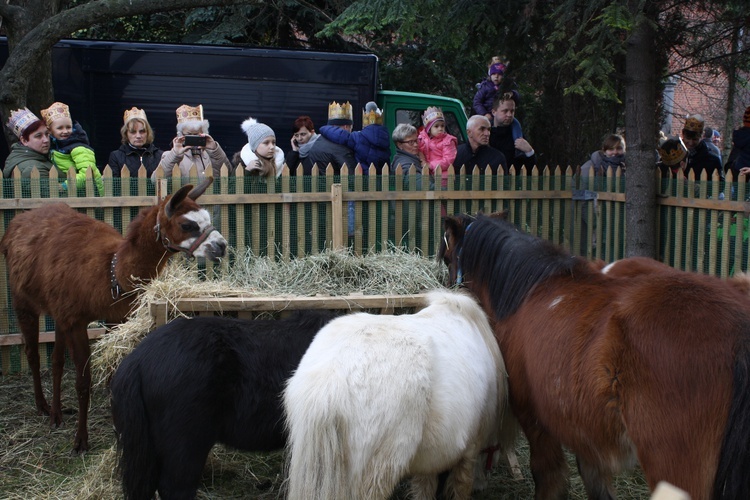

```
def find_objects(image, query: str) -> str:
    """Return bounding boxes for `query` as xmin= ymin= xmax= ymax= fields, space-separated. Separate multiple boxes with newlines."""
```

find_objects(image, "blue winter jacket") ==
xmin=320 ymin=124 xmax=391 ymax=174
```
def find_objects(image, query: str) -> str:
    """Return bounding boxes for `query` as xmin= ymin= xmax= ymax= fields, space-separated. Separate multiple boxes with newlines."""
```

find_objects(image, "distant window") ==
xmin=395 ymin=109 xmax=465 ymax=145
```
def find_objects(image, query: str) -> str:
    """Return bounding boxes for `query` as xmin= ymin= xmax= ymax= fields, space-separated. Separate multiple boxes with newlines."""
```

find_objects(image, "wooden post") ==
xmin=331 ymin=183 xmax=344 ymax=249
xmin=156 ymin=178 xmax=168 ymax=201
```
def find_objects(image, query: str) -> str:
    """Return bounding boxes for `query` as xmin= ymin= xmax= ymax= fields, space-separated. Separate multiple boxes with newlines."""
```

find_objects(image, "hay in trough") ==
xmin=91 ymin=247 xmax=447 ymax=387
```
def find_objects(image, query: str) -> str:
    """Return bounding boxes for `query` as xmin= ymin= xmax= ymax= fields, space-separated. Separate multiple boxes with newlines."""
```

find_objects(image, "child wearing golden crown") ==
xmin=41 ymin=102 xmax=104 ymax=195
xmin=418 ymin=106 xmax=457 ymax=189
xmin=319 ymin=102 xmax=390 ymax=174
xmin=4 ymin=108 xmax=54 ymax=179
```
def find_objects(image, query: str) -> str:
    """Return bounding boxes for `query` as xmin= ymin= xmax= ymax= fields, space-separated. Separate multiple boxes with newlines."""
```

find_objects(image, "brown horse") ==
xmin=439 ymin=213 xmax=750 ymax=500
xmin=0 ymin=177 xmax=226 ymax=453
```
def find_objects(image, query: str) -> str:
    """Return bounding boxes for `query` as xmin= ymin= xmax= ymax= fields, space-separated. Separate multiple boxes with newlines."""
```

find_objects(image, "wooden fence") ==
xmin=1 ymin=162 xmax=748 ymax=372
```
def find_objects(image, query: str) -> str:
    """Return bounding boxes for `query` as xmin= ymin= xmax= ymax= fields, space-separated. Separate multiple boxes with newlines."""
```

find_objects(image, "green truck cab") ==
xmin=378 ymin=90 xmax=468 ymax=157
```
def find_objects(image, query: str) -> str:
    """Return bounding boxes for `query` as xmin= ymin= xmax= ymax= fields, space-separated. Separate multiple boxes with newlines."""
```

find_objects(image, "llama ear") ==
xmin=165 ymin=184 xmax=193 ymax=219
xmin=187 ymin=176 xmax=214 ymax=200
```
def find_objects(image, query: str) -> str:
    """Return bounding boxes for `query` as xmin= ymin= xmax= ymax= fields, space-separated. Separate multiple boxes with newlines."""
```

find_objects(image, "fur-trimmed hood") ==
xmin=240 ymin=144 xmax=285 ymax=178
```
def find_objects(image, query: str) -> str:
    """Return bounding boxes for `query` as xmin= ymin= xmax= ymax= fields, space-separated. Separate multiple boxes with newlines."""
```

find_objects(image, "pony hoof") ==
xmin=36 ymin=402 xmax=51 ymax=416
xmin=72 ymin=438 xmax=89 ymax=456
xmin=71 ymin=445 xmax=87 ymax=457
xmin=48 ymin=413 xmax=63 ymax=428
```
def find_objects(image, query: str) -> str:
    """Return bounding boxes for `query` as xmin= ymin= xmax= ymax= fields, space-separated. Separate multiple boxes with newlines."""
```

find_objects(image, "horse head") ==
xmin=155 ymin=177 xmax=227 ymax=261
xmin=439 ymin=212 xmax=508 ymax=286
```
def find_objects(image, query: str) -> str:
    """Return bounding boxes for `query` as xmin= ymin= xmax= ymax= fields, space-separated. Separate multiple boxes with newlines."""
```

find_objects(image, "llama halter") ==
xmin=110 ymin=253 xmax=123 ymax=299
xmin=153 ymin=213 xmax=217 ymax=259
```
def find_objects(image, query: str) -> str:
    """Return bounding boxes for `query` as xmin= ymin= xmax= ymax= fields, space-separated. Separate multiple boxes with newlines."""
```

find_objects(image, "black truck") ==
xmin=1 ymin=38 xmax=468 ymax=167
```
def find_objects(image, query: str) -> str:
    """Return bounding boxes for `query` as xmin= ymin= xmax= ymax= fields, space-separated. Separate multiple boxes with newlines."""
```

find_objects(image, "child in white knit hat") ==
xmin=241 ymin=117 xmax=285 ymax=178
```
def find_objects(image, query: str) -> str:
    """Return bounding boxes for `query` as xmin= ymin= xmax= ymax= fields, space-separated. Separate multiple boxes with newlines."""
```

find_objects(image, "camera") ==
xmin=183 ymin=135 xmax=206 ymax=147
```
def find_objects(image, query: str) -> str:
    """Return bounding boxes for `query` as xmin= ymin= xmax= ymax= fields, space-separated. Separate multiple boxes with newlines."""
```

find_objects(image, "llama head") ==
xmin=157 ymin=177 xmax=227 ymax=261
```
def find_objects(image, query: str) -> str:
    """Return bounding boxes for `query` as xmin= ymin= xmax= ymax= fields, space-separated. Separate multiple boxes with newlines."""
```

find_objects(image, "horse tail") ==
xmin=284 ymin=384 xmax=351 ymax=500
xmin=111 ymin=367 xmax=159 ymax=500
xmin=713 ymin=337 xmax=750 ymax=499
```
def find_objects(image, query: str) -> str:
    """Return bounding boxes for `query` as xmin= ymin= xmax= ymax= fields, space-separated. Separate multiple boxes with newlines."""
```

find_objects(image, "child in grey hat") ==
xmin=241 ymin=117 xmax=285 ymax=178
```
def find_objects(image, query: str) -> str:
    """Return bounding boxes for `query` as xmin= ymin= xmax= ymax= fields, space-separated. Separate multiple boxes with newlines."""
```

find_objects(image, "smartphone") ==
xmin=184 ymin=135 xmax=206 ymax=147
xmin=293 ymin=139 xmax=299 ymax=147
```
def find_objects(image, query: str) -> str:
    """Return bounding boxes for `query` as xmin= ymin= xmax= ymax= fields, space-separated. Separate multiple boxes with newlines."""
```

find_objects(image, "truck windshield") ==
xmin=396 ymin=109 xmax=465 ymax=145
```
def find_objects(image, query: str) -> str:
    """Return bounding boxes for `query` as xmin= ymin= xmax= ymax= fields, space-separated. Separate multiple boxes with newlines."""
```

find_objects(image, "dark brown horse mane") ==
xmin=443 ymin=214 xmax=587 ymax=321
xmin=441 ymin=213 xmax=750 ymax=499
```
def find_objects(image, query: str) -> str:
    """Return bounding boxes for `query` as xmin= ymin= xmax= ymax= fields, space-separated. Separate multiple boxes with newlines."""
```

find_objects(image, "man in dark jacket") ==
xmin=303 ymin=101 xmax=357 ymax=176
xmin=681 ymin=114 xmax=723 ymax=181
xmin=489 ymin=91 xmax=537 ymax=172
xmin=454 ymin=115 xmax=507 ymax=175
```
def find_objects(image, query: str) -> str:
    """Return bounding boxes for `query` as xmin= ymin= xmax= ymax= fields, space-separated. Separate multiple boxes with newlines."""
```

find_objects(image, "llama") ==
xmin=0 ymin=177 xmax=226 ymax=453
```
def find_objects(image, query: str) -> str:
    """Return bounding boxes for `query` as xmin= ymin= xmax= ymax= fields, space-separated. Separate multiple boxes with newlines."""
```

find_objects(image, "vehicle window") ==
xmin=395 ymin=109 xmax=466 ymax=145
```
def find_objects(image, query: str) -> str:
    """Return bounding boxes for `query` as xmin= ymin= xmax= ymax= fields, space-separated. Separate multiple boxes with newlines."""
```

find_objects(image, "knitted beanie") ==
xmin=242 ymin=117 xmax=275 ymax=152
xmin=489 ymin=63 xmax=505 ymax=76
xmin=744 ymin=106 xmax=750 ymax=128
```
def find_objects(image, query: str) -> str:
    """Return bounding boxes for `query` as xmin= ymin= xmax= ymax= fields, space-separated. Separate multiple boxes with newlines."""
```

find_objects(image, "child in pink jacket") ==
xmin=418 ymin=106 xmax=457 ymax=189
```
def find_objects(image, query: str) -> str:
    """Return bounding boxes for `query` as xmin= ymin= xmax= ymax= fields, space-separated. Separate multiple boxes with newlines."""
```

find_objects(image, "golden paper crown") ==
xmin=40 ymin=102 xmax=71 ymax=127
xmin=658 ymin=138 xmax=688 ymax=166
xmin=682 ymin=114 xmax=704 ymax=134
xmin=327 ymin=101 xmax=353 ymax=124
xmin=422 ymin=106 xmax=444 ymax=127
xmin=362 ymin=102 xmax=383 ymax=127
xmin=123 ymin=107 xmax=148 ymax=125
xmin=6 ymin=108 xmax=40 ymax=139
xmin=176 ymin=104 xmax=204 ymax=124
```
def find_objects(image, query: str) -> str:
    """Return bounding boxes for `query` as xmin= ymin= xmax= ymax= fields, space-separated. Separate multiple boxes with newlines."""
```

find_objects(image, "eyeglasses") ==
xmin=401 ymin=139 xmax=418 ymax=145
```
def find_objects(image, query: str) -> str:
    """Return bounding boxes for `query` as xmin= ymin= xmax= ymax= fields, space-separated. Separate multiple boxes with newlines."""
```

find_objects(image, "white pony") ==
xmin=283 ymin=289 xmax=517 ymax=499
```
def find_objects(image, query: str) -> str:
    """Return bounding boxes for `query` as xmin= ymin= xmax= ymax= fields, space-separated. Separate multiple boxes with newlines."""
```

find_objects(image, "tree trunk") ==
xmin=721 ymin=19 xmax=741 ymax=159
xmin=624 ymin=2 xmax=659 ymax=258
xmin=1 ymin=0 xmax=57 ymax=146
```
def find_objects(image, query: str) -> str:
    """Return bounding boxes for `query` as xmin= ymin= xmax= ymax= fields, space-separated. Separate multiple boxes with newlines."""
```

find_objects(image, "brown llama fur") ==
xmin=0 ymin=178 xmax=226 ymax=453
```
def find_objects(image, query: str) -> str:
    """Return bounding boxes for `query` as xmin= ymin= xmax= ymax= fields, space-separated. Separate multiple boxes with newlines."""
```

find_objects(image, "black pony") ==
xmin=110 ymin=310 xmax=336 ymax=500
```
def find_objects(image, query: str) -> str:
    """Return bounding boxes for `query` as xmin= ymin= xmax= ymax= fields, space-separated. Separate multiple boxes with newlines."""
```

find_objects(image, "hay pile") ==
xmin=92 ymin=247 xmax=447 ymax=387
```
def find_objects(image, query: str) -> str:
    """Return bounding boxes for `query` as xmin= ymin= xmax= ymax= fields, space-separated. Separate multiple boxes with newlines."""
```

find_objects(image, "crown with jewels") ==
xmin=6 ymin=108 xmax=41 ymax=139
xmin=123 ymin=107 xmax=148 ymax=125
xmin=658 ymin=137 xmax=688 ymax=166
xmin=328 ymin=101 xmax=353 ymax=125
xmin=422 ymin=106 xmax=444 ymax=127
xmin=40 ymin=102 xmax=71 ymax=127
xmin=362 ymin=103 xmax=383 ymax=127
xmin=176 ymin=104 xmax=204 ymax=124
xmin=682 ymin=114 xmax=704 ymax=134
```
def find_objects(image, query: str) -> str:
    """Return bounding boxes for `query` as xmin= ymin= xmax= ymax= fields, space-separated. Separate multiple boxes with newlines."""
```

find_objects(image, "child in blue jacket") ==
xmin=319 ymin=102 xmax=390 ymax=174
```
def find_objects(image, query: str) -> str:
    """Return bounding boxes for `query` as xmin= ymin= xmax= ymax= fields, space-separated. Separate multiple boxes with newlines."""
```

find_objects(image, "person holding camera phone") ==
xmin=155 ymin=104 xmax=230 ymax=179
